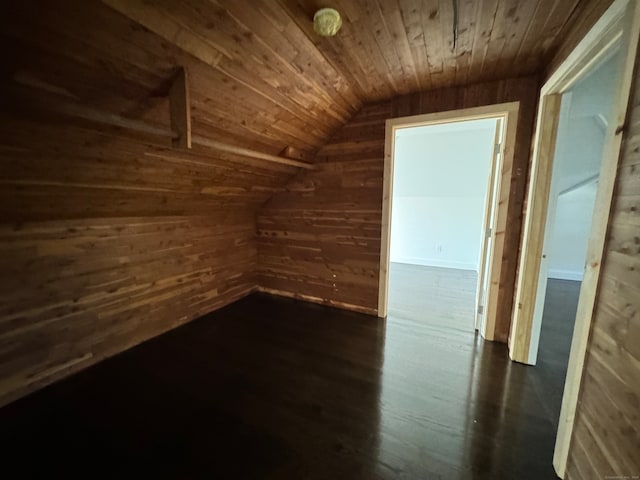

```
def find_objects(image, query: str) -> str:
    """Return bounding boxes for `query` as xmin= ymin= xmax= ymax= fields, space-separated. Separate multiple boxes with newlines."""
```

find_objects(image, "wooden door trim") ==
xmin=379 ymin=102 xmax=520 ymax=342
xmin=475 ymin=119 xmax=502 ymax=332
xmin=507 ymin=0 xmax=640 ymax=477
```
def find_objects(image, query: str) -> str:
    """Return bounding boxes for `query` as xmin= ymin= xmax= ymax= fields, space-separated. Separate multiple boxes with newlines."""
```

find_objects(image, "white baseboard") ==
xmin=391 ymin=256 xmax=477 ymax=271
xmin=548 ymin=269 xmax=583 ymax=281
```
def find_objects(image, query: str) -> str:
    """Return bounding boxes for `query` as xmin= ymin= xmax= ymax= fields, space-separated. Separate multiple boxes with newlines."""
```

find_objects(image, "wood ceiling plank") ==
xmin=515 ymin=0 xmax=580 ymax=73
xmin=101 ymin=0 xmax=340 ymax=143
xmin=359 ymin=0 xmax=415 ymax=95
xmin=438 ymin=0 xmax=460 ymax=86
xmin=2 ymin=26 xmax=168 ymax=113
xmin=421 ymin=0 xmax=448 ymax=87
xmin=6 ymin=2 xmax=180 ymax=130
xmin=300 ymin=0 xmax=390 ymax=100
xmin=22 ymin=1 xmax=176 ymax=83
xmin=494 ymin=1 xmax=542 ymax=78
xmin=329 ymin=0 xmax=399 ymax=99
xmin=397 ymin=0 xmax=433 ymax=91
xmin=188 ymin=68 xmax=329 ymax=149
xmin=194 ymin=0 xmax=353 ymax=122
xmin=101 ymin=0 xmax=225 ymax=68
xmin=372 ymin=0 xmax=422 ymax=93
xmin=276 ymin=0 xmax=371 ymax=100
xmin=3 ymin=0 xmax=604 ymax=172
xmin=152 ymin=0 xmax=350 ymax=124
xmin=453 ymin=0 xmax=481 ymax=86
xmin=195 ymin=56 xmax=330 ymax=138
xmin=190 ymin=96 xmax=320 ymax=152
xmin=511 ymin=0 xmax=547 ymax=72
xmin=193 ymin=85 xmax=327 ymax=152
xmin=467 ymin=0 xmax=500 ymax=82
xmin=544 ymin=0 xmax=615 ymax=77
xmin=479 ymin=0 xmax=515 ymax=82
xmin=503 ymin=0 xmax=553 ymax=70
xmin=537 ymin=0 xmax=582 ymax=57
xmin=220 ymin=0 xmax=361 ymax=113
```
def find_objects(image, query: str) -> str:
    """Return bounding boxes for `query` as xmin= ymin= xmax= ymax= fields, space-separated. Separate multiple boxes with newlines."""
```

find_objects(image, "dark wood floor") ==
xmin=0 ymin=293 xmax=564 ymax=479
xmin=536 ymin=278 xmax=582 ymax=430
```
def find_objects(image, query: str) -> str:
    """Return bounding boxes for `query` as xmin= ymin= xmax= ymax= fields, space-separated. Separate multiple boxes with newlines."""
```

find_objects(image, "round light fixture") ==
xmin=313 ymin=8 xmax=342 ymax=37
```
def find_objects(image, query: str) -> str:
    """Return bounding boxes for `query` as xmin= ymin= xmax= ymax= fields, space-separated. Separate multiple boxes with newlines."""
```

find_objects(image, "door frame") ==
xmin=378 ymin=102 xmax=519 ymax=341
xmin=507 ymin=0 xmax=640 ymax=477
xmin=475 ymin=118 xmax=504 ymax=332
xmin=525 ymin=90 xmax=574 ymax=364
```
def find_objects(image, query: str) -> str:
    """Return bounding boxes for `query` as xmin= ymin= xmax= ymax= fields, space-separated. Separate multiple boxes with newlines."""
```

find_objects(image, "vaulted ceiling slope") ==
xmin=2 ymin=0 xmax=598 ymax=165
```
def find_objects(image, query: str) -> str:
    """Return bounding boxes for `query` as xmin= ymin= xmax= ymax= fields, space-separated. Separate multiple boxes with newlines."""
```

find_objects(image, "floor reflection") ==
xmin=377 ymin=312 xmax=559 ymax=479
xmin=0 ymin=294 xmax=559 ymax=479
xmin=388 ymin=262 xmax=477 ymax=332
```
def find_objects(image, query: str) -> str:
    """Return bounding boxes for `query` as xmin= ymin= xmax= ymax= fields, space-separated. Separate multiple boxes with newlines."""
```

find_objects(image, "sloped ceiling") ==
xmin=2 ymin=0 xmax=594 ymax=166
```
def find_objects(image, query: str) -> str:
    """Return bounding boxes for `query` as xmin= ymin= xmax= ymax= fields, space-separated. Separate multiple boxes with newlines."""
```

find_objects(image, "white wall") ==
xmin=547 ymin=181 xmax=598 ymax=281
xmin=390 ymin=119 xmax=496 ymax=271
xmin=546 ymin=52 xmax=617 ymax=281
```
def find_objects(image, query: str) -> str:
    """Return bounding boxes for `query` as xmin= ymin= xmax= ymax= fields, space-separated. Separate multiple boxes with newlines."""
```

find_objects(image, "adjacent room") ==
xmin=388 ymin=118 xmax=497 ymax=333
xmin=534 ymin=45 xmax=621 ymax=431
xmin=0 ymin=1 xmax=638 ymax=479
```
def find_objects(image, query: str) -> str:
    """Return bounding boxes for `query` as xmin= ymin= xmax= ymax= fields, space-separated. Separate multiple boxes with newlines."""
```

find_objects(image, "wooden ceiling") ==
xmin=1 ymin=0 xmax=594 ymax=163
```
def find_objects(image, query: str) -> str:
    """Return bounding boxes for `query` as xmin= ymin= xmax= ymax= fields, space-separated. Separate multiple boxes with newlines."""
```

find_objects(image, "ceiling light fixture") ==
xmin=313 ymin=8 xmax=342 ymax=37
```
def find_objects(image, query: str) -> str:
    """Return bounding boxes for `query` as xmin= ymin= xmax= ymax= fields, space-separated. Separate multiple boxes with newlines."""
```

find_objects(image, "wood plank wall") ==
xmin=0 ymin=114 xmax=295 ymax=406
xmin=544 ymin=0 xmax=640 ymax=477
xmin=564 ymin=55 xmax=640 ymax=480
xmin=257 ymin=76 xmax=540 ymax=339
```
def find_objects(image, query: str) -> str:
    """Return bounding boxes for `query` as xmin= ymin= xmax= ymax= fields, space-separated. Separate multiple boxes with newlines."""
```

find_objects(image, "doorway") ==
xmin=387 ymin=118 xmax=499 ymax=333
xmin=508 ymin=0 xmax=640 ymax=476
xmin=533 ymin=47 xmax=622 ymax=433
xmin=379 ymin=103 xmax=520 ymax=341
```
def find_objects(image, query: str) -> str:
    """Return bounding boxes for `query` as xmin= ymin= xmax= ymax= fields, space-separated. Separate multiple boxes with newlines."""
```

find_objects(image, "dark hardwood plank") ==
xmin=535 ymin=278 xmax=581 ymax=429
xmin=0 ymin=293 xmax=560 ymax=479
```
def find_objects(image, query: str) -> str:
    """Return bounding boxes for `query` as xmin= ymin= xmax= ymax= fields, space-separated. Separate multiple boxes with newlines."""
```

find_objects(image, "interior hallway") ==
xmin=0 ymin=293 xmax=560 ymax=479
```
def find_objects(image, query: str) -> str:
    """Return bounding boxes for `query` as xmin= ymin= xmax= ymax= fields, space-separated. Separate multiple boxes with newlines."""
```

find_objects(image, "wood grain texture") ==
xmin=169 ymin=67 xmax=192 ymax=149
xmin=510 ymin=93 xmax=563 ymax=361
xmin=0 ymin=112 xmax=283 ymax=406
xmin=0 ymin=293 xmax=562 ymax=479
xmin=279 ymin=0 xmax=583 ymax=99
xmin=257 ymin=76 xmax=539 ymax=342
xmin=0 ymin=0 xmax=619 ymax=412
xmin=0 ymin=0 xmax=594 ymax=163
xmin=0 ymin=116 xmax=300 ymax=222
xmin=0 ymin=213 xmax=257 ymax=407
xmin=563 ymin=50 xmax=640 ymax=480
xmin=544 ymin=0 xmax=616 ymax=79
